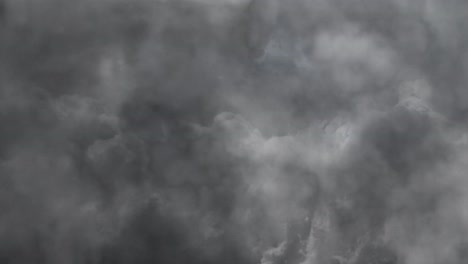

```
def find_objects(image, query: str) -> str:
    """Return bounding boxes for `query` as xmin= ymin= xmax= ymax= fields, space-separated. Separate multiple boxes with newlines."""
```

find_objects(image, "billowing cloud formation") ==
xmin=1 ymin=0 xmax=468 ymax=263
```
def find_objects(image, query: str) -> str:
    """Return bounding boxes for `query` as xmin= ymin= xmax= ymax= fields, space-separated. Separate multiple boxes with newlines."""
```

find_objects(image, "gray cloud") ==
xmin=1 ymin=0 xmax=468 ymax=263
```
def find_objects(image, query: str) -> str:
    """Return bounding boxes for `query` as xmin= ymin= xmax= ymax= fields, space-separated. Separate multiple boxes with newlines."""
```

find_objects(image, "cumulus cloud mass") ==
xmin=1 ymin=0 xmax=468 ymax=263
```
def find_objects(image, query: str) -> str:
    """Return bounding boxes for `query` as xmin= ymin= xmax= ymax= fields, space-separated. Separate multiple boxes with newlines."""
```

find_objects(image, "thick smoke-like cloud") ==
xmin=1 ymin=0 xmax=468 ymax=263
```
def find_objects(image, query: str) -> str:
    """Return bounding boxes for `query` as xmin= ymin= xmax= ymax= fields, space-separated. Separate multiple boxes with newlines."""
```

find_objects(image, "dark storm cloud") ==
xmin=1 ymin=0 xmax=468 ymax=264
